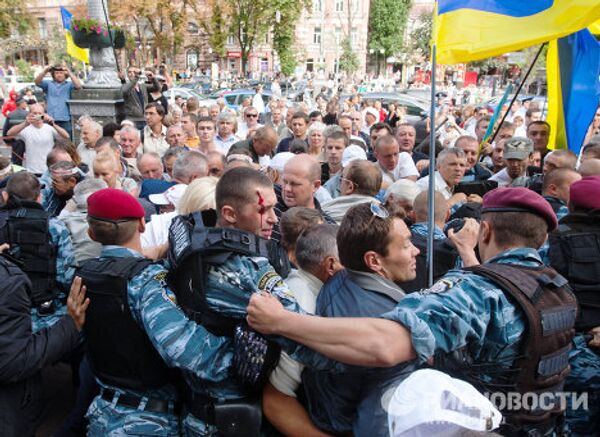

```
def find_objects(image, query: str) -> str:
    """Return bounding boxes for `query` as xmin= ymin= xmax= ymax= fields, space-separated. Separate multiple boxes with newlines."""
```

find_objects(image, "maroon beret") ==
xmin=87 ymin=188 xmax=144 ymax=221
xmin=482 ymin=187 xmax=558 ymax=232
xmin=569 ymin=176 xmax=600 ymax=211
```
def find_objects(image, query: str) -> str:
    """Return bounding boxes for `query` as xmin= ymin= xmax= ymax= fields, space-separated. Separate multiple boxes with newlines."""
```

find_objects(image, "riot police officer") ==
xmin=77 ymin=188 xmax=231 ymax=436
xmin=548 ymin=175 xmax=600 ymax=436
xmin=248 ymin=187 xmax=577 ymax=436
xmin=0 ymin=171 xmax=75 ymax=332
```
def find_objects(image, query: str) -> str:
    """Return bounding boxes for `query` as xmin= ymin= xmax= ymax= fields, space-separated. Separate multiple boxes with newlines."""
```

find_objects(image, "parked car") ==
xmin=340 ymin=92 xmax=430 ymax=123
xmin=163 ymin=87 xmax=217 ymax=106
xmin=217 ymin=89 xmax=275 ymax=111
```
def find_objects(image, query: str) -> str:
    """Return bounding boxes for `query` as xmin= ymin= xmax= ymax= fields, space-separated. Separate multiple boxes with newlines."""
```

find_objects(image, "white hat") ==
xmin=342 ymin=145 xmax=367 ymax=167
xmin=149 ymin=183 xmax=187 ymax=208
xmin=365 ymin=107 xmax=379 ymax=120
xmin=385 ymin=179 xmax=421 ymax=203
xmin=386 ymin=369 xmax=502 ymax=437
xmin=269 ymin=152 xmax=295 ymax=173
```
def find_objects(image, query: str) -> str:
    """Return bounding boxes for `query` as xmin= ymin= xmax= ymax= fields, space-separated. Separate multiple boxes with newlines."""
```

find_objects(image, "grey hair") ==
xmin=173 ymin=150 xmax=208 ymax=181
xmin=88 ymin=120 xmax=103 ymax=135
xmin=216 ymin=111 xmax=237 ymax=123
xmin=73 ymin=177 xmax=108 ymax=206
xmin=295 ymin=224 xmax=339 ymax=273
xmin=307 ymin=121 xmax=326 ymax=137
xmin=137 ymin=152 xmax=162 ymax=168
xmin=120 ymin=125 xmax=141 ymax=139
xmin=437 ymin=147 xmax=466 ymax=165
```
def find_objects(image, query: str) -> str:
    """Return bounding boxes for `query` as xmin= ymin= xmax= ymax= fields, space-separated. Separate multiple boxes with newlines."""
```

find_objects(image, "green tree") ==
xmin=270 ymin=0 xmax=310 ymax=76
xmin=339 ymin=37 xmax=359 ymax=75
xmin=202 ymin=1 xmax=227 ymax=59
xmin=0 ymin=0 xmax=31 ymax=39
xmin=408 ymin=12 xmax=432 ymax=55
xmin=368 ymin=0 xmax=410 ymax=65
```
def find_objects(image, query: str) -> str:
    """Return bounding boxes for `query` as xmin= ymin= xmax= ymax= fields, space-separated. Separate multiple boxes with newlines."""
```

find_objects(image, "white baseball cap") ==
xmin=365 ymin=107 xmax=379 ymax=120
xmin=268 ymin=152 xmax=295 ymax=173
xmin=149 ymin=183 xmax=187 ymax=208
xmin=341 ymin=145 xmax=367 ymax=167
xmin=386 ymin=369 xmax=502 ymax=436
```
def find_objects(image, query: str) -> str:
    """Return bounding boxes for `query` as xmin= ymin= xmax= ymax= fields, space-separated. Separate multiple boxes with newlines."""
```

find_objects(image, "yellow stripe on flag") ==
xmin=65 ymin=32 xmax=89 ymax=64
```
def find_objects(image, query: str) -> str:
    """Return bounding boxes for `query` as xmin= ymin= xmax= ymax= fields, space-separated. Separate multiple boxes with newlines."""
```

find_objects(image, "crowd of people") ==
xmin=0 ymin=62 xmax=599 ymax=437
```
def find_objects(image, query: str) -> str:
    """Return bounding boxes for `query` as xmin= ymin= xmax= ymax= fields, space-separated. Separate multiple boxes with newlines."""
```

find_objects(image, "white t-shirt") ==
xmin=18 ymin=124 xmax=58 ymax=174
xmin=378 ymin=152 xmax=419 ymax=185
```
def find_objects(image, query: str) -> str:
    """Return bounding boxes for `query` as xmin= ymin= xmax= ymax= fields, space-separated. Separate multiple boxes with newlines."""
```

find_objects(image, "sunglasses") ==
xmin=246 ymin=113 xmax=259 ymax=118
xmin=368 ymin=200 xmax=390 ymax=225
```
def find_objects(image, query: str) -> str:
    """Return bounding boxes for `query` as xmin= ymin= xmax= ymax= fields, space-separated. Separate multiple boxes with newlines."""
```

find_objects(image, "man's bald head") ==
xmin=282 ymin=154 xmax=321 ymax=208
xmin=579 ymin=158 xmax=600 ymax=177
xmin=284 ymin=154 xmax=321 ymax=182
xmin=413 ymin=190 xmax=448 ymax=225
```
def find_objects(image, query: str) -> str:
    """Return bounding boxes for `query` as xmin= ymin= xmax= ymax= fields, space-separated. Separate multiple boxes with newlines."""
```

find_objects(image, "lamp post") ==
xmin=84 ymin=0 xmax=120 ymax=88
xmin=378 ymin=48 xmax=384 ymax=77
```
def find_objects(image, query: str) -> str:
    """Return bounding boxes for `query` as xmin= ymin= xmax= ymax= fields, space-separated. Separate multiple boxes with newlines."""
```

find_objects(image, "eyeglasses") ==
xmin=341 ymin=177 xmax=358 ymax=189
xmin=370 ymin=200 xmax=389 ymax=220
xmin=246 ymin=113 xmax=258 ymax=118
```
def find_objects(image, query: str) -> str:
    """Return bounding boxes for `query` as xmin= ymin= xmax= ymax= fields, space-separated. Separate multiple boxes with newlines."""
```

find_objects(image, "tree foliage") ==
xmin=339 ymin=37 xmax=359 ymax=74
xmin=368 ymin=0 xmax=410 ymax=56
xmin=408 ymin=12 xmax=432 ymax=55
xmin=270 ymin=0 xmax=309 ymax=76
xmin=0 ymin=0 xmax=31 ymax=39
xmin=201 ymin=1 xmax=227 ymax=59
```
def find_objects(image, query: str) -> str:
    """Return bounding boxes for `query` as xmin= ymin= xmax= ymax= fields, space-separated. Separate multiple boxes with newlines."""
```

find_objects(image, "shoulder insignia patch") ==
xmin=258 ymin=270 xmax=284 ymax=293
xmin=153 ymin=271 xmax=168 ymax=286
xmin=421 ymin=278 xmax=459 ymax=295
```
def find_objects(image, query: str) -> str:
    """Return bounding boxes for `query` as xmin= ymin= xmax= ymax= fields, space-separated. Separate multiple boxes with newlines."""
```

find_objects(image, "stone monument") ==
xmin=68 ymin=0 xmax=125 ymax=141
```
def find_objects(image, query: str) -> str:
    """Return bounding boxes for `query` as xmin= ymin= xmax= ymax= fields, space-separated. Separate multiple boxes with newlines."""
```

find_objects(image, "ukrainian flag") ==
xmin=434 ymin=1 xmax=600 ymax=65
xmin=60 ymin=6 xmax=89 ymax=64
xmin=546 ymin=29 xmax=600 ymax=153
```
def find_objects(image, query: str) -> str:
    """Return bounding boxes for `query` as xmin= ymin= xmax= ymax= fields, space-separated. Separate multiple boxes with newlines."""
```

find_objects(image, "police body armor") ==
xmin=399 ymin=232 xmax=458 ymax=293
xmin=168 ymin=212 xmax=290 ymax=436
xmin=548 ymin=211 xmax=600 ymax=331
xmin=77 ymin=257 xmax=175 ymax=391
xmin=0 ymin=199 xmax=57 ymax=307
xmin=461 ymin=263 xmax=577 ymax=434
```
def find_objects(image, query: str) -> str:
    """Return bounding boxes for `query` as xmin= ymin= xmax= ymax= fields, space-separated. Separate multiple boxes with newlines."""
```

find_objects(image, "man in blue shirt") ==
xmin=34 ymin=65 xmax=82 ymax=138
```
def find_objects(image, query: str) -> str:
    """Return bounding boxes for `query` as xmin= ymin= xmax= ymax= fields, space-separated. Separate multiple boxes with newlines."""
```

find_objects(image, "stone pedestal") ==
xmin=68 ymin=88 xmax=125 ymax=143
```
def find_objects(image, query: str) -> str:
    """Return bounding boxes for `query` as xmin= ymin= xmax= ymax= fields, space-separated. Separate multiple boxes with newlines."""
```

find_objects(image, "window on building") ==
xmin=335 ymin=0 xmax=344 ymax=12
xmin=313 ymin=27 xmax=321 ymax=45
xmin=334 ymin=27 xmax=342 ymax=44
xmin=351 ymin=0 xmax=359 ymax=13
xmin=38 ymin=18 xmax=47 ymax=39
xmin=313 ymin=0 xmax=322 ymax=13
xmin=306 ymin=58 xmax=314 ymax=72
xmin=227 ymin=35 xmax=236 ymax=45
xmin=351 ymin=27 xmax=357 ymax=45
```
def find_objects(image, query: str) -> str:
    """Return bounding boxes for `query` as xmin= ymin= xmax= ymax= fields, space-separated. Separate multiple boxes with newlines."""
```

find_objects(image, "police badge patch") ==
xmin=420 ymin=278 xmax=459 ymax=295
xmin=257 ymin=270 xmax=284 ymax=293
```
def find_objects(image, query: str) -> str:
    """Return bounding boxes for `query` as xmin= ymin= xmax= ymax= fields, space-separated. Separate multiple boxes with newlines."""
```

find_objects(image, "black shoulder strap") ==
xmin=79 ymin=257 xmax=153 ymax=279
xmin=465 ymin=263 xmax=544 ymax=303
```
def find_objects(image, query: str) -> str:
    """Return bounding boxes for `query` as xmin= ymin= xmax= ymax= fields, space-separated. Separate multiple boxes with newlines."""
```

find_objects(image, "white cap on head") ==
xmin=342 ymin=145 xmax=367 ymax=167
xmin=149 ymin=183 xmax=188 ymax=208
xmin=268 ymin=152 xmax=295 ymax=173
xmin=386 ymin=369 xmax=502 ymax=437
xmin=365 ymin=107 xmax=379 ymax=120
xmin=385 ymin=179 xmax=421 ymax=203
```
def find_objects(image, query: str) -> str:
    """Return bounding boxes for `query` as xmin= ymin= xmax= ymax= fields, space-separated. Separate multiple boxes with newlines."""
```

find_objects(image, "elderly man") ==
xmin=272 ymin=154 xmax=335 ymax=243
xmin=416 ymin=147 xmax=468 ymax=206
xmin=165 ymin=125 xmax=187 ymax=149
xmin=119 ymin=125 xmax=142 ymax=173
xmin=395 ymin=123 xmax=428 ymax=164
xmin=373 ymin=135 xmax=419 ymax=187
xmin=137 ymin=152 xmax=165 ymax=180
xmin=6 ymin=103 xmax=70 ymax=174
xmin=214 ymin=111 xmax=239 ymax=154
xmin=237 ymin=106 xmax=263 ymax=140
xmin=489 ymin=137 xmax=534 ymax=187
xmin=171 ymin=150 xmax=208 ymax=184
xmin=228 ymin=126 xmax=278 ymax=165
xmin=322 ymin=160 xmax=382 ymax=224
xmin=77 ymin=120 xmax=103 ymax=167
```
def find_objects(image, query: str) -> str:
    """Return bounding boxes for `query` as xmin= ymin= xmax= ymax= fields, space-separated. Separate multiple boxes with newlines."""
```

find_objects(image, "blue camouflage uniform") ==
xmin=41 ymin=185 xmax=68 ymax=218
xmin=538 ymin=198 xmax=569 ymax=264
xmin=31 ymin=217 xmax=76 ymax=333
xmin=381 ymin=248 xmax=535 ymax=385
xmin=86 ymin=246 xmax=232 ymax=437
xmin=410 ymin=222 xmax=446 ymax=241
xmin=181 ymin=253 xmax=315 ymax=436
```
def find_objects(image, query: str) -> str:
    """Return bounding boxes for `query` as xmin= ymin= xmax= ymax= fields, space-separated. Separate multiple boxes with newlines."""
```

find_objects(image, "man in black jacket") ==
xmin=0 ymin=248 xmax=87 ymax=436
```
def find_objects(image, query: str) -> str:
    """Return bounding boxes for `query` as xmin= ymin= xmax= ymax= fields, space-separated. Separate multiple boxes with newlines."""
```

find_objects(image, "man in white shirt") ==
xmin=416 ymin=147 xmax=468 ymax=206
xmin=252 ymin=85 xmax=265 ymax=114
xmin=237 ymin=106 xmax=263 ymax=140
xmin=373 ymin=135 xmax=419 ymax=187
xmin=7 ymin=103 xmax=69 ymax=174
xmin=77 ymin=119 xmax=103 ymax=167
xmin=142 ymin=103 xmax=169 ymax=156
xmin=263 ymin=224 xmax=342 ymax=436
xmin=489 ymin=137 xmax=534 ymax=187
xmin=214 ymin=111 xmax=240 ymax=155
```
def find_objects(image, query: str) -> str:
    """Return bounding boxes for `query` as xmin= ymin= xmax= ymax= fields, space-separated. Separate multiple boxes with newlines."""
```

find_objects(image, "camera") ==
xmin=35 ymin=115 xmax=43 ymax=121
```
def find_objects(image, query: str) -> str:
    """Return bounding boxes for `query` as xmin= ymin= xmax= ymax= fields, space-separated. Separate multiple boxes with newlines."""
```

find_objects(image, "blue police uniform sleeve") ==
xmin=49 ymin=218 xmax=75 ymax=289
xmin=381 ymin=272 xmax=518 ymax=365
xmin=129 ymin=265 xmax=233 ymax=382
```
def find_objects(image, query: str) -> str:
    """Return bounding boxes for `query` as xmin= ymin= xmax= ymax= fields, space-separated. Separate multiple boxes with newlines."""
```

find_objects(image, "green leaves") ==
xmin=368 ymin=0 xmax=410 ymax=56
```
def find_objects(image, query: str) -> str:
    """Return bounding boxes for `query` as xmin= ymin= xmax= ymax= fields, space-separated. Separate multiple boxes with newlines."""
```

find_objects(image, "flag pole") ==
xmin=427 ymin=43 xmax=437 ymax=288
xmin=487 ymin=43 xmax=547 ymax=145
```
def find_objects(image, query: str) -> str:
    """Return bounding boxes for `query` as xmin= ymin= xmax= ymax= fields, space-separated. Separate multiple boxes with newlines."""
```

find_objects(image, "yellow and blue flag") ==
xmin=434 ymin=1 xmax=600 ymax=65
xmin=60 ymin=6 xmax=89 ymax=64
xmin=546 ymin=29 xmax=600 ymax=153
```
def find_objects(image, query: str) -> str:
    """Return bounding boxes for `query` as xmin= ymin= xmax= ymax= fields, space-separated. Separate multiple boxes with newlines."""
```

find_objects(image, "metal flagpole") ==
xmin=427 ymin=43 xmax=437 ymax=288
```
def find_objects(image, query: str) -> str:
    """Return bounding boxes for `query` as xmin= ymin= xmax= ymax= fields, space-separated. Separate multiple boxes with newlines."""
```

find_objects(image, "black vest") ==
xmin=167 ymin=212 xmax=290 ymax=337
xmin=548 ymin=211 xmax=600 ymax=330
xmin=398 ymin=232 xmax=458 ymax=293
xmin=0 ymin=200 xmax=57 ymax=306
xmin=77 ymin=257 xmax=174 ymax=391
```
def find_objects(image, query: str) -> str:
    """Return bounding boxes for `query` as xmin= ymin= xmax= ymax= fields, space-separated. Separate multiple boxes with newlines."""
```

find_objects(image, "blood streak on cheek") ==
xmin=257 ymin=191 xmax=265 ymax=229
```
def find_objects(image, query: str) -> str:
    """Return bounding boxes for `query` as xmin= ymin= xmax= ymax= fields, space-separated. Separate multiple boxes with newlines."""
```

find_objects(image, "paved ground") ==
xmin=36 ymin=363 xmax=77 ymax=437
